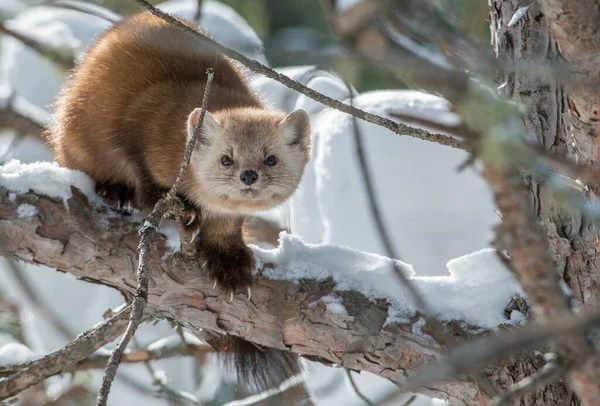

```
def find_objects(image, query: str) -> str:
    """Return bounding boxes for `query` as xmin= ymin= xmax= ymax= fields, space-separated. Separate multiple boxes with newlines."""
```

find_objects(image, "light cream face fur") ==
xmin=186 ymin=107 xmax=311 ymax=214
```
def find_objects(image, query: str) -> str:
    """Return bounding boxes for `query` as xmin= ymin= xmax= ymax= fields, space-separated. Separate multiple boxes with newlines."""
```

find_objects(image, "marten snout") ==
xmin=240 ymin=170 xmax=258 ymax=186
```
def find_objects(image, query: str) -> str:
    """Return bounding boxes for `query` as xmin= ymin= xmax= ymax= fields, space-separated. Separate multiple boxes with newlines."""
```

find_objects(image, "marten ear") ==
xmin=187 ymin=108 xmax=221 ymax=145
xmin=279 ymin=109 xmax=311 ymax=149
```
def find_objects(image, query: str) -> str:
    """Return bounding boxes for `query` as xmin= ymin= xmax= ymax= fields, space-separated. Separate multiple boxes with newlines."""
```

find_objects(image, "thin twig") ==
xmin=0 ymin=342 xmax=212 ymax=378
xmin=0 ymin=305 xmax=132 ymax=400
xmin=95 ymin=68 xmax=215 ymax=406
xmin=347 ymin=84 xmax=432 ymax=316
xmin=346 ymin=370 xmax=374 ymax=406
xmin=131 ymin=0 xmax=464 ymax=151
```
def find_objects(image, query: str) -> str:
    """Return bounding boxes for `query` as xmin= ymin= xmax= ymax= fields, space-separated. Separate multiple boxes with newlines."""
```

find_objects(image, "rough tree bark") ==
xmin=489 ymin=0 xmax=600 ymax=404
xmin=0 ymin=186 xmax=501 ymax=405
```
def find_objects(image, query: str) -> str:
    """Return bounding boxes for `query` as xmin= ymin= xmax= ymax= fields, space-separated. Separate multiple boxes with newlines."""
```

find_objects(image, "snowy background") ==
xmin=0 ymin=0 xmax=505 ymax=405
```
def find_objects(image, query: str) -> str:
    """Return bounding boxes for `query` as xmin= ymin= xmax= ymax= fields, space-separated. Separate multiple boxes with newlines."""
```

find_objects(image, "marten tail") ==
xmin=221 ymin=336 xmax=301 ymax=392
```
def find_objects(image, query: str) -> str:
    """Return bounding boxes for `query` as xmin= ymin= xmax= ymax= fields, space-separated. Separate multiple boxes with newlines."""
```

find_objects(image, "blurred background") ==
xmin=0 ymin=1 xmax=498 ymax=405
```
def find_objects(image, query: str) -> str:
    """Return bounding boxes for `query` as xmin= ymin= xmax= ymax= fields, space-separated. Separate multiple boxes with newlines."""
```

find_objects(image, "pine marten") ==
xmin=46 ymin=12 xmax=310 ymax=391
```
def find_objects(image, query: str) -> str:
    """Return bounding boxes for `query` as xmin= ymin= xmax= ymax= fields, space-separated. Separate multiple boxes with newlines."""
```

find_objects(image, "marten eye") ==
xmin=264 ymin=155 xmax=277 ymax=166
xmin=221 ymin=155 xmax=234 ymax=166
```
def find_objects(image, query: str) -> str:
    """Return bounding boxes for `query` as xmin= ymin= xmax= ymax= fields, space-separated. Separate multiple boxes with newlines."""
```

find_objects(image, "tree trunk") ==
xmin=488 ymin=0 xmax=600 ymax=404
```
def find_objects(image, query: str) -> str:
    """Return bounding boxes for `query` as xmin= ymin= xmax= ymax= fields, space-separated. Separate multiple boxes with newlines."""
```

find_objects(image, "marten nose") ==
xmin=240 ymin=170 xmax=258 ymax=186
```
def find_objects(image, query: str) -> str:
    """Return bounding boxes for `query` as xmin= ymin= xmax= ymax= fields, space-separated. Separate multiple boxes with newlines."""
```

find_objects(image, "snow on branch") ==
xmin=0 ymin=161 xmax=525 ymax=405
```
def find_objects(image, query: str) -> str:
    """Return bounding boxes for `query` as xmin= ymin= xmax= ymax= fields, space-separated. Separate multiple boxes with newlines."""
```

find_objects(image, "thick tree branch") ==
xmin=0 ymin=184 xmax=512 ymax=406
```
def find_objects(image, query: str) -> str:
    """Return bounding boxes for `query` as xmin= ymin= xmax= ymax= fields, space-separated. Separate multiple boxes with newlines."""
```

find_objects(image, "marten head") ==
xmin=186 ymin=107 xmax=311 ymax=214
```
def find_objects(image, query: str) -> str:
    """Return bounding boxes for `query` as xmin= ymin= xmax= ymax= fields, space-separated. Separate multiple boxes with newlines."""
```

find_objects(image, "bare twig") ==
xmin=95 ymin=68 xmax=215 ymax=406
xmin=0 ymin=305 xmax=131 ymax=400
xmin=0 ymin=338 xmax=211 ymax=378
xmin=347 ymin=85 xmax=431 ymax=316
xmin=132 ymin=335 xmax=206 ymax=406
xmin=346 ymin=370 xmax=374 ymax=406
xmin=131 ymin=0 xmax=464 ymax=150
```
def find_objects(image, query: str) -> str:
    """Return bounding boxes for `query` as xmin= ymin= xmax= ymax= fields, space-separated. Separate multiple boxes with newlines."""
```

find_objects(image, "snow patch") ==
xmin=159 ymin=223 xmax=182 ymax=259
xmin=17 ymin=203 xmax=37 ymax=218
xmin=0 ymin=160 xmax=98 ymax=204
xmin=310 ymin=293 xmax=348 ymax=316
xmin=159 ymin=0 xmax=267 ymax=65
xmin=254 ymin=234 xmax=524 ymax=329
xmin=0 ymin=342 xmax=36 ymax=365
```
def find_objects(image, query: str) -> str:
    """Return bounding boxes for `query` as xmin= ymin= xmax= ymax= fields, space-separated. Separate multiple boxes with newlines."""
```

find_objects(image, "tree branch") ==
xmin=0 ymin=182 xmax=513 ymax=406
xmin=0 ymin=341 xmax=213 ymax=378
xmin=0 ymin=306 xmax=131 ymax=400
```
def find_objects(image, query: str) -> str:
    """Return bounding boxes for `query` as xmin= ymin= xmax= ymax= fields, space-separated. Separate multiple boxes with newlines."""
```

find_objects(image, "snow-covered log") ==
xmin=0 ymin=161 xmax=527 ymax=405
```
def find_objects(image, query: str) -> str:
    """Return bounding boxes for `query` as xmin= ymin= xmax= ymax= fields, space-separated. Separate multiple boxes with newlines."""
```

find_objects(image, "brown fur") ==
xmin=45 ymin=12 xmax=311 ymax=392
xmin=45 ymin=12 xmax=311 ymax=292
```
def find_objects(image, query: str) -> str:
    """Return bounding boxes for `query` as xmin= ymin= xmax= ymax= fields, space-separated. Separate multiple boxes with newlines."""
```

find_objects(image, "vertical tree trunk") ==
xmin=487 ymin=0 xmax=600 ymax=404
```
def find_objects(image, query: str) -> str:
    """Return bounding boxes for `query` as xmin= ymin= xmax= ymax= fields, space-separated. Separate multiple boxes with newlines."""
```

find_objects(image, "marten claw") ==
xmin=186 ymin=211 xmax=196 ymax=226
xmin=229 ymin=291 xmax=234 ymax=302
xmin=212 ymin=280 xmax=217 ymax=290
xmin=189 ymin=228 xmax=200 ymax=243
xmin=247 ymin=286 xmax=252 ymax=301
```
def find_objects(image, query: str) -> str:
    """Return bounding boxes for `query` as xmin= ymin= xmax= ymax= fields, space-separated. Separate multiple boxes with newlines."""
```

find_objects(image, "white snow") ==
xmin=158 ymin=0 xmax=268 ymax=65
xmin=310 ymin=293 xmax=349 ymax=316
xmin=159 ymin=223 xmax=182 ymax=259
xmin=254 ymin=234 xmax=524 ymax=329
xmin=0 ymin=159 xmax=98 ymax=204
xmin=293 ymin=90 xmax=498 ymax=276
xmin=0 ymin=342 xmax=36 ymax=365
xmin=1 ymin=5 xmax=114 ymax=110
xmin=4 ymin=17 xmax=84 ymax=58
xmin=17 ymin=203 xmax=37 ymax=218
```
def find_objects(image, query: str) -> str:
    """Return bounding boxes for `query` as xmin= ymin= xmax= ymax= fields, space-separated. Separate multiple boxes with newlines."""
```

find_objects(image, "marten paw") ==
xmin=96 ymin=183 xmax=136 ymax=214
xmin=180 ymin=208 xmax=202 ymax=243
xmin=200 ymin=245 xmax=254 ymax=300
